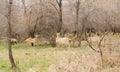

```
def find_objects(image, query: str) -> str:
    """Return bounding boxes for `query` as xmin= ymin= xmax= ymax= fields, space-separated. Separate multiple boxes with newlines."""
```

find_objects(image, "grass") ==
xmin=1 ymin=34 xmax=120 ymax=72
xmin=0 ymin=42 xmax=87 ymax=72
xmin=0 ymin=59 xmax=12 ymax=72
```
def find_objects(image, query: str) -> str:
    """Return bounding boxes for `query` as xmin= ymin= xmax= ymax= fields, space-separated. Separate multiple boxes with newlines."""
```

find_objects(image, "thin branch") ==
xmin=56 ymin=0 xmax=59 ymax=6
xmin=47 ymin=2 xmax=59 ymax=15
xmin=98 ymin=32 xmax=108 ymax=49
xmin=98 ymin=32 xmax=109 ymax=68
xmin=86 ymin=39 xmax=100 ymax=52
xmin=85 ymin=33 xmax=100 ymax=52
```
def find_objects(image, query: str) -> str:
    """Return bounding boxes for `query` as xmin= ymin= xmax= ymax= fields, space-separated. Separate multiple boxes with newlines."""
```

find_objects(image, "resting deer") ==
xmin=56 ymin=33 xmax=71 ymax=48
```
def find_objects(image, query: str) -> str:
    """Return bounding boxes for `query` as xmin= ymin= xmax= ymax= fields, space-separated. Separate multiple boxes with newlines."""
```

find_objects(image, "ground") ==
xmin=0 ymin=43 xmax=87 ymax=72
xmin=0 ymin=34 xmax=120 ymax=72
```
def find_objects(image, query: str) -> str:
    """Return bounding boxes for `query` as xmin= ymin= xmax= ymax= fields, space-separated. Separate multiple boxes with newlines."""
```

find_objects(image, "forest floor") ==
xmin=0 ymin=34 xmax=120 ymax=72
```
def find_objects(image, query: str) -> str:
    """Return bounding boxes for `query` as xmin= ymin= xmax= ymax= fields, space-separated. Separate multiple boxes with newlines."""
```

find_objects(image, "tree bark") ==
xmin=75 ymin=0 xmax=81 ymax=46
xmin=56 ymin=0 xmax=63 ymax=32
xmin=75 ymin=0 xmax=80 ymax=32
xmin=8 ymin=0 xmax=17 ymax=69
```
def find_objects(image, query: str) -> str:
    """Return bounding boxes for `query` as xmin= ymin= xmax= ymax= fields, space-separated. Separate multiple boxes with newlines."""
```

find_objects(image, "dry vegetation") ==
xmin=0 ymin=34 xmax=120 ymax=72
xmin=48 ymin=34 xmax=120 ymax=72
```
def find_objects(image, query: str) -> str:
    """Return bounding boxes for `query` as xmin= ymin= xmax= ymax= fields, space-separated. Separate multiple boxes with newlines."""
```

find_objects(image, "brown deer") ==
xmin=25 ymin=35 xmax=38 ymax=46
xmin=56 ymin=33 xmax=71 ymax=48
xmin=10 ymin=38 xmax=18 ymax=45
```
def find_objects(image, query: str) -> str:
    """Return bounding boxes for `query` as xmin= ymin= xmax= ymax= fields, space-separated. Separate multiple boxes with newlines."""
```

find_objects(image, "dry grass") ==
xmin=0 ymin=34 xmax=120 ymax=72
xmin=48 ymin=52 xmax=101 ymax=72
xmin=48 ymin=34 xmax=120 ymax=72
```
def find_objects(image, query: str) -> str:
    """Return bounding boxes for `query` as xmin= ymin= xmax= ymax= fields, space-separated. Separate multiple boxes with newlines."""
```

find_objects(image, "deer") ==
xmin=56 ymin=33 xmax=71 ymax=48
xmin=25 ymin=35 xmax=38 ymax=46
xmin=10 ymin=38 xmax=18 ymax=45
xmin=87 ymin=34 xmax=101 ymax=45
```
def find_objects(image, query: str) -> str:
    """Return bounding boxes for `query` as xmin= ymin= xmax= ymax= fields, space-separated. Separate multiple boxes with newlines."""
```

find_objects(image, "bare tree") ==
xmin=21 ymin=0 xmax=27 ymax=15
xmin=75 ymin=0 xmax=80 ymax=34
xmin=74 ymin=0 xmax=82 ymax=46
xmin=7 ymin=0 xmax=19 ymax=71
xmin=56 ymin=0 xmax=63 ymax=32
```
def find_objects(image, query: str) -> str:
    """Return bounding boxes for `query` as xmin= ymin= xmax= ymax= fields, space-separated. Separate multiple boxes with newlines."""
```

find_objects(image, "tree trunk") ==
xmin=8 ymin=38 xmax=17 ymax=68
xmin=59 ymin=5 xmax=62 ymax=32
xmin=56 ymin=0 xmax=63 ymax=32
xmin=75 ymin=0 xmax=80 ymax=32
xmin=8 ymin=0 xmax=17 ymax=69
xmin=75 ymin=0 xmax=81 ymax=47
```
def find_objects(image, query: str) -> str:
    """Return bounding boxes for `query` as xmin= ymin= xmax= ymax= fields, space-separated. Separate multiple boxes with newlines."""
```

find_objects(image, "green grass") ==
xmin=0 ymin=59 xmax=12 ymax=72
xmin=0 ymin=42 xmax=86 ymax=72
xmin=0 ymin=42 xmax=8 ymax=50
xmin=1 ymin=35 xmax=120 ymax=72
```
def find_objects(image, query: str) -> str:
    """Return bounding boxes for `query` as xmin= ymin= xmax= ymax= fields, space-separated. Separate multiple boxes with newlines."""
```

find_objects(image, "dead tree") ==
xmin=86 ymin=29 xmax=109 ymax=68
xmin=7 ymin=0 xmax=17 ymax=70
